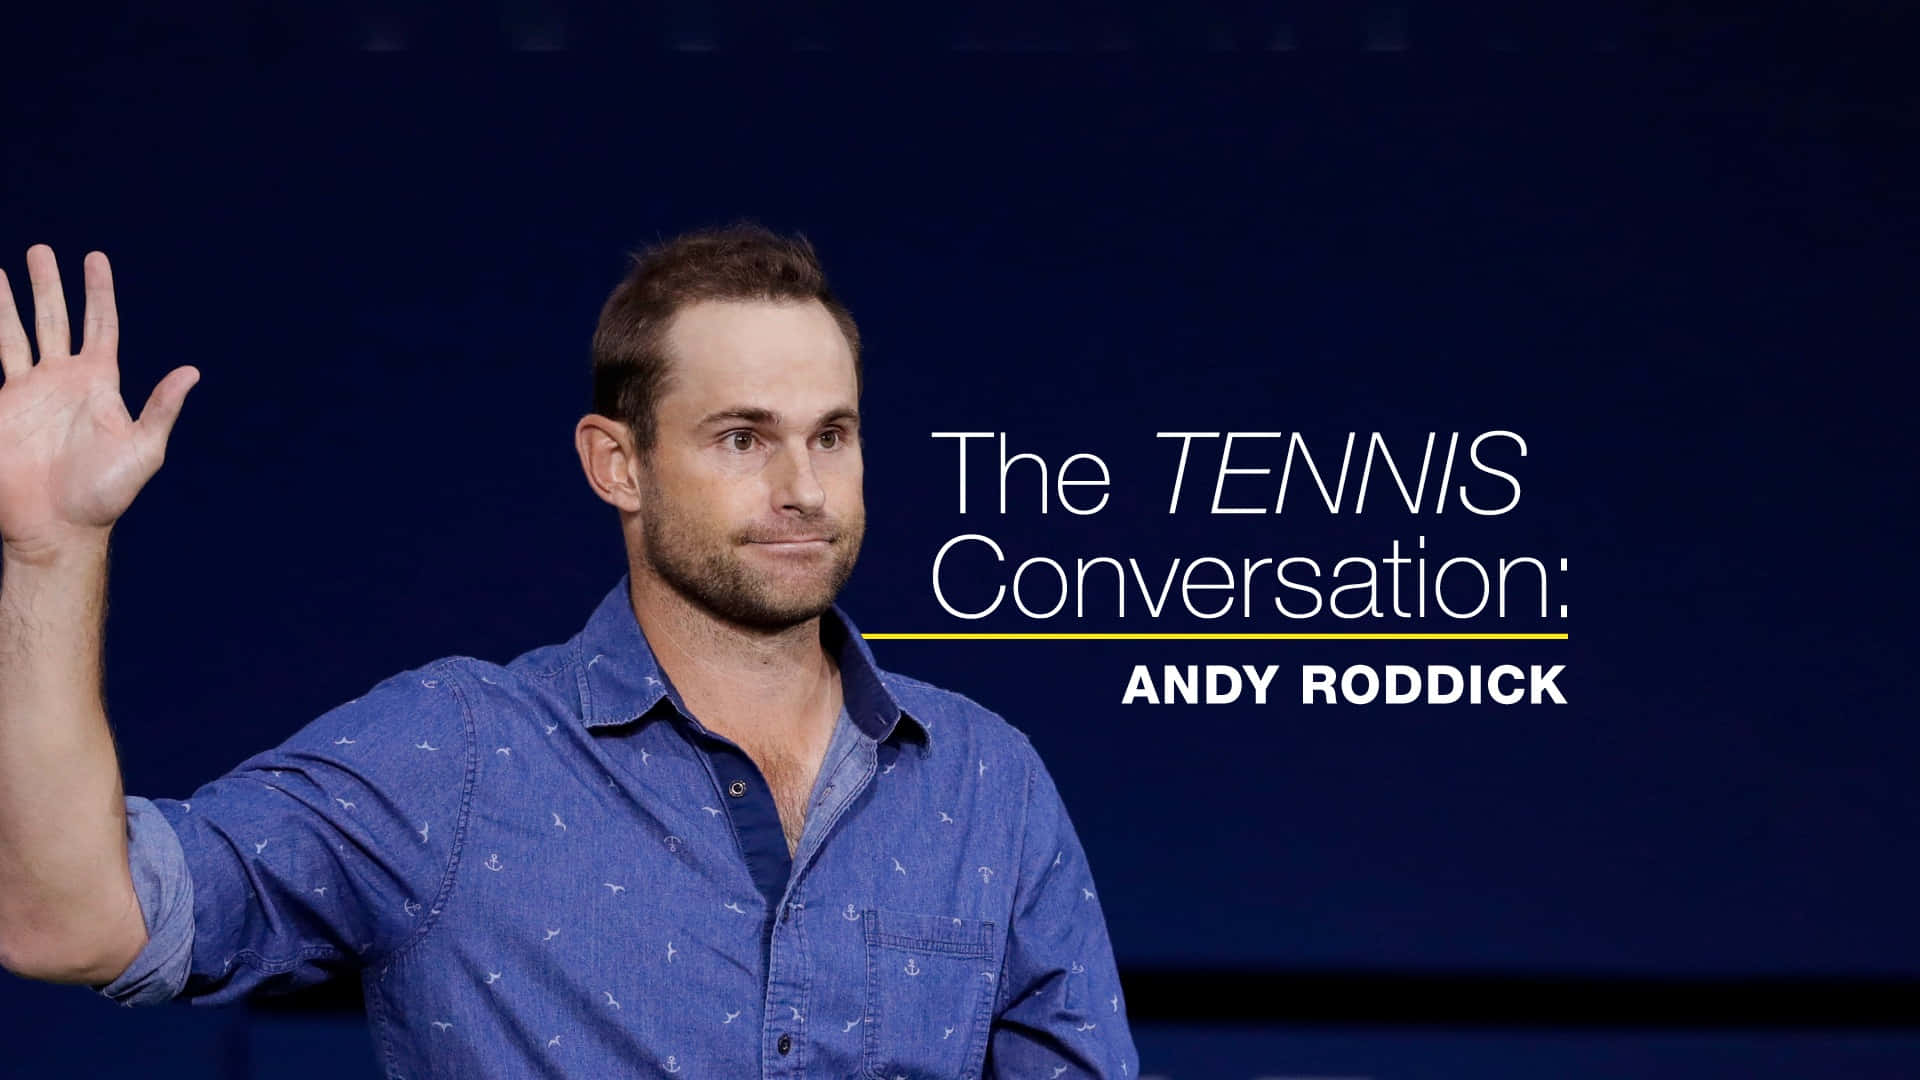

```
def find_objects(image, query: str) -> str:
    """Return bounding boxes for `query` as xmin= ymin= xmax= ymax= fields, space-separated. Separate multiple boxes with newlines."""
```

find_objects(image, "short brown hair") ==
xmin=590 ymin=222 xmax=863 ymax=454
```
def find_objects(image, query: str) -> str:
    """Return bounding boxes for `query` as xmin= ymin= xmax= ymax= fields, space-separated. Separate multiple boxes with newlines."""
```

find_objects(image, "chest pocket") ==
xmin=862 ymin=907 xmax=999 ymax=1080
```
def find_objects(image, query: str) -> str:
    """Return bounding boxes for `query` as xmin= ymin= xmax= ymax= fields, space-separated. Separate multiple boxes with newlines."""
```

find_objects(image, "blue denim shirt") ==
xmin=94 ymin=574 xmax=1138 ymax=1079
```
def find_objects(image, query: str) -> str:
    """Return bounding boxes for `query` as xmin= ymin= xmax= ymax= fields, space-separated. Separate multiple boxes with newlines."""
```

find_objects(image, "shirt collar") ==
xmin=574 ymin=573 xmax=931 ymax=756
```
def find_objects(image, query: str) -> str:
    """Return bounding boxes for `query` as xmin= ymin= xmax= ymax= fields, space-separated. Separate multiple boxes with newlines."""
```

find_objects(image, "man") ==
xmin=0 ymin=227 xmax=1139 ymax=1077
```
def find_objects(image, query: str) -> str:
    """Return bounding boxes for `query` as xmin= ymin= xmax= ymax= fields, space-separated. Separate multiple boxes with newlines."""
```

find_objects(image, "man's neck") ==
xmin=626 ymin=572 xmax=842 ymax=744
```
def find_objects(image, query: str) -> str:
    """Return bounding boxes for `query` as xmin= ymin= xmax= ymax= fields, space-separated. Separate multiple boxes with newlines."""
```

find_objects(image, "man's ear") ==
xmin=575 ymin=414 xmax=644 ymax=514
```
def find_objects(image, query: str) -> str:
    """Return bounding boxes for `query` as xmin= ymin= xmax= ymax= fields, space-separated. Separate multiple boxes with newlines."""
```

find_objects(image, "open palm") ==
xmin=0 ymin=245 xmax=198 ymax=560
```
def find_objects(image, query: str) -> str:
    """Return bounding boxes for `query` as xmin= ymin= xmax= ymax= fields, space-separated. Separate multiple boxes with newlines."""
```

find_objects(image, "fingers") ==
xmin=25 ymin=245 xmax=71 ymax=362
xmin=81 ymin=252 xmax=118 ymax=358
xmin=133 ymin=365 xmax=201 ymax=460
xmin=0 ymin=267 xmax=29 ymax=380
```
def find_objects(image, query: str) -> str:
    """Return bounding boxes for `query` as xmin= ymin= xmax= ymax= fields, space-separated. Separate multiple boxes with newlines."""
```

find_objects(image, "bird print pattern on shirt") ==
xmin=114 ymin=626 xmax=1138 ymax=1080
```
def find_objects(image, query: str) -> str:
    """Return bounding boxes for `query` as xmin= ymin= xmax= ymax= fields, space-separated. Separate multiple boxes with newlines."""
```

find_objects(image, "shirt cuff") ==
xmin=91 ymin=795 xmax=195 ymax=1006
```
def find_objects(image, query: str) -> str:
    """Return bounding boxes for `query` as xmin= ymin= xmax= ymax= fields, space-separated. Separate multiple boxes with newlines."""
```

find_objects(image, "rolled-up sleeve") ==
xmin=91 ymin=795 xmax=196 ymax=1006
xmin=986 ymin=732 xmax=1139 ymax=1078
xmin=91 ymin=662 xmax=476 ymax=1007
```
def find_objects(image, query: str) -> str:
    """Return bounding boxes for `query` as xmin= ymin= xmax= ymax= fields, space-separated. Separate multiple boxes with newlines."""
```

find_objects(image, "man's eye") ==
xmin=818 ymin=429 xmax=840 ymax=449
xmin=726 ymin=431 xmax=757 ymax=452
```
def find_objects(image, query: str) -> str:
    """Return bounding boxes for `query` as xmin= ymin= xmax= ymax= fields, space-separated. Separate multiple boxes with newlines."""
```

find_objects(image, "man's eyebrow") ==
xmin=696 ymin=406 xmax=860 ymax=428
xmin=696 ymin=407 xmax=778 ymax=428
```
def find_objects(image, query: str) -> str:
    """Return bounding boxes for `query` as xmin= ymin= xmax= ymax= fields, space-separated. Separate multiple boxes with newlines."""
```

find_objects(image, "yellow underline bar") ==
xmin=863 ymin=632 xmax=1568 ymax=641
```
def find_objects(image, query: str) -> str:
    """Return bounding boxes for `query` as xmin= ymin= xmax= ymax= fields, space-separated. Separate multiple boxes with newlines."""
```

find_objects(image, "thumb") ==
xmin=133 ymin=365 xmax=201 ymax=458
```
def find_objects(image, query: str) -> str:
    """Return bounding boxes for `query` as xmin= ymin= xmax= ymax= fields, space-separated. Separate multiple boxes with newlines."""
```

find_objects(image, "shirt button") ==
xmin=777 ymin=1033 xmax=792 ymax=1055
xmin=728 ymin=780 xmax=747 ymax=797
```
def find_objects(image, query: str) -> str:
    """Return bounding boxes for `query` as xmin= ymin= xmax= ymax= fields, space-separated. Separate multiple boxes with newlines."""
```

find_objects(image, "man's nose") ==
xmin=773 ymin=440 xmax=827 ymax=514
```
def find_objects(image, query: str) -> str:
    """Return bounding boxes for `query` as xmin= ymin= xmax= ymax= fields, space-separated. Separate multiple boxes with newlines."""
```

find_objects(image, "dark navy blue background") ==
xmin=3 ymin=4 xmax=1915 ymax=1076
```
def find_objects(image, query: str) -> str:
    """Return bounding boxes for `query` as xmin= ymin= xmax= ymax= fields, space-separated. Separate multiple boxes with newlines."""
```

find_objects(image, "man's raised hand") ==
xmin=0 ymin=246 xmax=199 ymax=563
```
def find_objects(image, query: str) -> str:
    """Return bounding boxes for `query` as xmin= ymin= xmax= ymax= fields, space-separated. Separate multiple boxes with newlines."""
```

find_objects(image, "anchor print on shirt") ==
xmin=843 ymin=904 xmax=861 ymax=921
xmin=402 ymin=899 xmax=421 ymax=918
xmin=483 ymin=853 xmax=504 ymax=872
xmin=978 ymin=866 xmax=995 ymax=885
xmin=662 ymin=1056 xmax=680 ymax=1074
